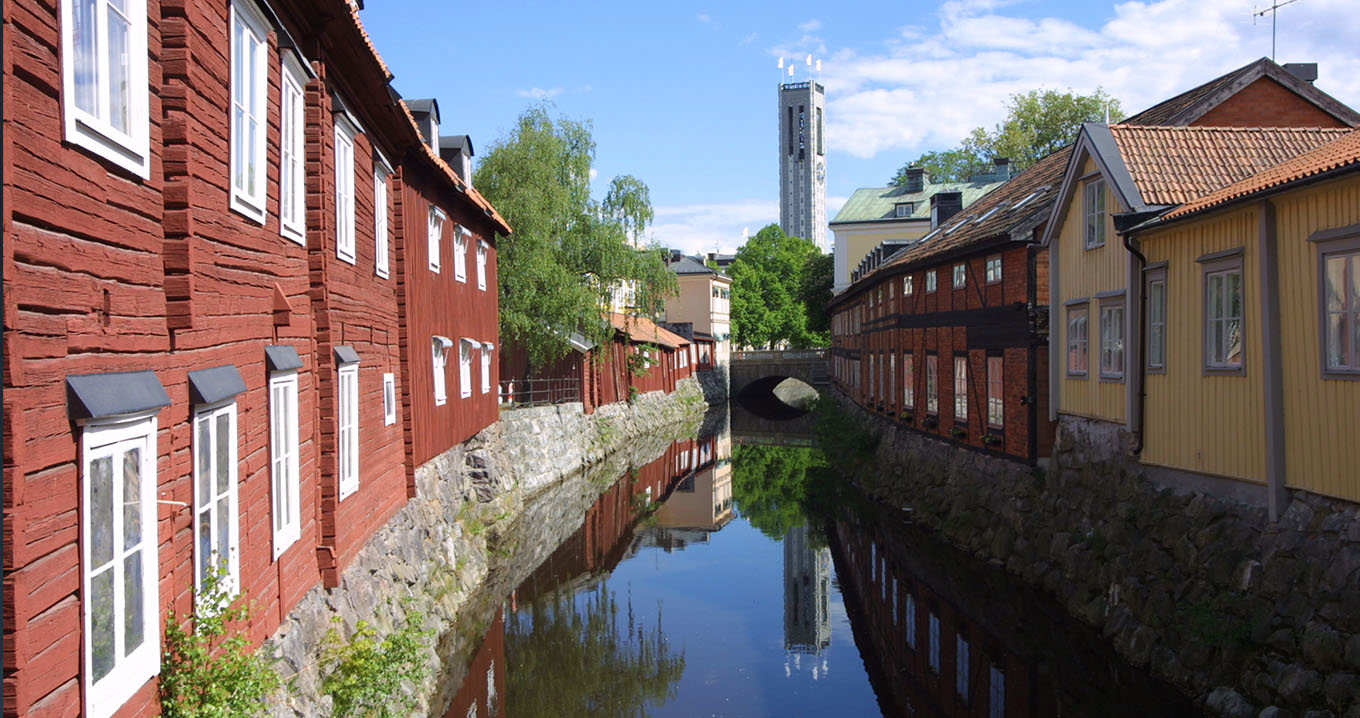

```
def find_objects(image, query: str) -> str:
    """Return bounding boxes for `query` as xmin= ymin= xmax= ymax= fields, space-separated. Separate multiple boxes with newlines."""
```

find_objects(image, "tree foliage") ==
xmin=729 ymin=225 xmax=825 ymax=349
xmin=797 ymin=251 xmax=834 ymax=340
xmin=892 ymin=88 xmax=1123 ymax=184
xmin=730 ymin=444 xmax=823 ymax=540
xmin=474 ymin=105 xmax=676 ymax=367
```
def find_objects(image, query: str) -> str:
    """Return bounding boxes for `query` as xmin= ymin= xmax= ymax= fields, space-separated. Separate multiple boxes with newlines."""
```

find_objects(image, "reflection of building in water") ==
xmin=443 ymin=607 xmax=507 ymax=718
xmin=654 ymin=434 xmax=732 ymax=533
xmin=783 ymin=523 xmax=832 ymax=657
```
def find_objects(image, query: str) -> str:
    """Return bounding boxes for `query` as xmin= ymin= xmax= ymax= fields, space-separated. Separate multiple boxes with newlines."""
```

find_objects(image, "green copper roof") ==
xmin=829 ymin=179 xmax=1009 ymax=225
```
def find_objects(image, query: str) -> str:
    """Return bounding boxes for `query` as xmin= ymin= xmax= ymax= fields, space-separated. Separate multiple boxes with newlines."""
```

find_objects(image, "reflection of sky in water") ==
xmin=576 ymin=515 xmax=880 ymax=717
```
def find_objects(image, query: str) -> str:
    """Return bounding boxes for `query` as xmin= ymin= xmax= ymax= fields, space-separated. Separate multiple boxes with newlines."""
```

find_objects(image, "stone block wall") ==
xmin=829 ymin=391 xmax=1360 ymax=717
xmin=264 ymin=379 xmax=705 ymax=716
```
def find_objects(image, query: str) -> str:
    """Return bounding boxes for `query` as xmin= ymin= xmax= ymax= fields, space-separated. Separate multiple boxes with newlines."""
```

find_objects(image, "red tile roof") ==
xmin=1162 ymin=128 xmax=1360 ymax=220
xmin=1109 ymin=125 xmax=1351 ymax=206
xmin=608 ymin=313 xmax=689 ymax=349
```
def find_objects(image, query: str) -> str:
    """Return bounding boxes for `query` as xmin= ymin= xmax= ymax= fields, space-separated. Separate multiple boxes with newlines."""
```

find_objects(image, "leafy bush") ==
xmin=320 ymin=605 xmax=434 ymax=718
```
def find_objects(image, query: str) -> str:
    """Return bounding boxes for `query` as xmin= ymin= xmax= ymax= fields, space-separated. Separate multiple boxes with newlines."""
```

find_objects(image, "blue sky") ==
xmin=360 ymin=0 xmax=1360 ymax=256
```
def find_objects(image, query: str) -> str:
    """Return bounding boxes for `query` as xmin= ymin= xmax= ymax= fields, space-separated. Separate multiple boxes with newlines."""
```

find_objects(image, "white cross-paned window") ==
xmin=374 ymin=166 xmax=390 ymax=277
xmin=1205 ymin=267 xmax=1244 ymax=370
xmin=460 ymin=339 xmax=476 ymax=398
xmin=270 ymin=372 xmax=300 ymax=558
xmin=1084 ymin=179 xmax=1106 ymax=249
xmin=62 ymin=0 xmax=152 ymax=177
xmin=481 ymin=343 xmax=494 ymax=394
xmin=81 ymin=416 xmax=160 ymax=718
xmin=954 ymin=355 xmax=968 ymax=422
xmin=1100 ymin=299 xmax=1125 ymax=379
xmin=477 ymin=240 xmax=489 ymax=291
xmin=1324 ymin=249 xmax=1360 ymax=373
xmin=383 ymin=372 xmax=397 ymax=425
xmin=987 ymin=356 xmax=1004 ymax=429
xmin=279 ymin=55 xmax=306 ymax=242
xmin=1067 ymin=305 xmax=1089 ymax=376
xmin=229 ymin=0 xmax=268 ymax=221
xmin=455 ymin=226 xmax=469 ymax=282
xmin=334 ymin=122 xmax=356 ymax=263
xmin=428 ymin=206 xmax=445 ymax=273
xmin=903 ymin=353 xmax=914 ymax=409
xmin=337 ymin=363 xmax=359 ymax=499
xmin=926 ymin=355 xmax=938 ymax=414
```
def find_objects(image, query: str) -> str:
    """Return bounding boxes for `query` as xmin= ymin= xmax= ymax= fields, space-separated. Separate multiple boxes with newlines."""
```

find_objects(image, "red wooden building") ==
xmin=1 ymin=0 xmax=508 ymax=715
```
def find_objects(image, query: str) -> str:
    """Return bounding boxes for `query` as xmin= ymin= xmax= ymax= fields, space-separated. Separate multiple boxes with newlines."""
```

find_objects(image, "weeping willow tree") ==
xmin=506 ymin=581 xmax=685 ymax=716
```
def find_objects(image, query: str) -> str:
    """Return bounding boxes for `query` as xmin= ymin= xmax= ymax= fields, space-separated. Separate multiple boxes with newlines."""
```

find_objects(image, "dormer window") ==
xmin=894 ymin=202 xmax=914 ymax=218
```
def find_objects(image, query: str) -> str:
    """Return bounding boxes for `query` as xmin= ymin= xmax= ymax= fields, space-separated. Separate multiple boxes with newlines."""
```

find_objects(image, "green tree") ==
xmin=474 ymin=105 xmax=676 ymax=367
xmin=891 ymin=88 xmax=1122 ymax=184
xmin=798 ymin=251 xmax=834 ymax=342
xmin=730 ymin=444 xmax=822 ymax=540
xmin=729 ymin=224 xmax=823 ymax=349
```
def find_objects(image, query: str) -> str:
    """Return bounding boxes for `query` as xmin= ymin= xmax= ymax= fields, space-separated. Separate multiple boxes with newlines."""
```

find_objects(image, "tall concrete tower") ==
xmin=778 ymin=81 xmax=827 ymax=251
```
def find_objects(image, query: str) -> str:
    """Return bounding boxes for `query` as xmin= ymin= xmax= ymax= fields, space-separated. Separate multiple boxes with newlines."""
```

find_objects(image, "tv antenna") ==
xmin=1254 ymin=0 xmax=1300 ymax=61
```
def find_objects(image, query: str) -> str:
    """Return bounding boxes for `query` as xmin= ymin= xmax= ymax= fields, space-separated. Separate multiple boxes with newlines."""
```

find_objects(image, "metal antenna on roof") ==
xmin=1254 ymin=0 xmax=1300 ymax=61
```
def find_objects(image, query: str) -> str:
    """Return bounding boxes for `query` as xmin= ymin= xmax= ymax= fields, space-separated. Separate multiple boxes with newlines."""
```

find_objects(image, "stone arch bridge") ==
xmin=729 ymin=349 xmax=830 ymax=400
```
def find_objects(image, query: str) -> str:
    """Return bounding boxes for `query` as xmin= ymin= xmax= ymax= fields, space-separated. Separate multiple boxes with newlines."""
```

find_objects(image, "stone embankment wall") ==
xmin=828 ymin=392 xmax=1360 ymax=718
xmin=264 ymin=379 xmax=705 ymax=716
xmin=693 ymin=366 xmax=730 ymax=404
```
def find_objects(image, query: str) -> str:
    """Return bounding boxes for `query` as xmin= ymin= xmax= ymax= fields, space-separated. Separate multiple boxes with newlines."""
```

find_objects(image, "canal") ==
xmin=436 ymin=403 xmax=1201 ymax=717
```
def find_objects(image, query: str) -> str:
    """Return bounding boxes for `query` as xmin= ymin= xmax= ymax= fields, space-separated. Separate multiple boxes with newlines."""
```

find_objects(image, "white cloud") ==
xmin=741 ymin=31 xmax=759 ymax=46
xmin=588 ymin=168 xmax=599 ymax=181
xmin=813 ymin=0 xmax=1360 ymax=159
xmin=798 ymin=19 xmax=823 ymax=32
xmin=697 ymin=13 xmax=714 ymax=25
xmin=648 ymin=200 xmax=780 ymax=256
xmin=516 ymin=87 xmax=562 ymax=100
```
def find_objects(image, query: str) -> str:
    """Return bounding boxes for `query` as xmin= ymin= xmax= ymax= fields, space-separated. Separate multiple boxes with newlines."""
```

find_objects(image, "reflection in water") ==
xmin=437 ymin=405 xmax=1199 ymax=717
xmin=506 ymin=582 xmax=686 ymax=717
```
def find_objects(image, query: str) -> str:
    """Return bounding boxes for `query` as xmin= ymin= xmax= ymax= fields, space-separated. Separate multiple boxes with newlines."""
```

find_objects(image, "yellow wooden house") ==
xmin=1046 ymin=125 xmax=1360 ymax=516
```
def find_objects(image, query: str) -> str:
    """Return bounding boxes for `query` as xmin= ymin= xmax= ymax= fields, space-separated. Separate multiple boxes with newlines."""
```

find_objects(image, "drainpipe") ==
xmin=1121 ymin=231 xmax=1148 ymax=455
xmin=1257 ymin=200 xmax=1289 ymax=522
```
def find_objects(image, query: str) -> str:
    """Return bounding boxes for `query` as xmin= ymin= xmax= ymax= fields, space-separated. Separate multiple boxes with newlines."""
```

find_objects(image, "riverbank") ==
xmin=264 ymin=379 xmax=706 ymax=716
xmin=820 ymin=390 xmax=1360 ymax=718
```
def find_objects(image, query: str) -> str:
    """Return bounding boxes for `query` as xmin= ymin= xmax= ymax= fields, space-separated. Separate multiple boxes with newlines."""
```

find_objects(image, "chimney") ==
xmin=1283 ymin=63 xmax=1318 ymax=84
xmin=993 ymin=157 xmax=1011 ymax=180
xmin=930 ymin=191 xmax=963 ymax=228
xmin=904 ymin=166 xmax=926 ymax=193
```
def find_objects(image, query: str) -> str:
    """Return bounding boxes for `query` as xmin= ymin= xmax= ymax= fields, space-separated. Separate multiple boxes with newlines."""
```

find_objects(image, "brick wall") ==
xmin=1193 ymin=77 xmax=1349 ymax=128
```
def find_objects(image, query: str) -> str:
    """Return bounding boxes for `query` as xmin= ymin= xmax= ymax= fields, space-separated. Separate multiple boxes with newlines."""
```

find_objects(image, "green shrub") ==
xmin=319 ymin=605 xmax=434 ymax=718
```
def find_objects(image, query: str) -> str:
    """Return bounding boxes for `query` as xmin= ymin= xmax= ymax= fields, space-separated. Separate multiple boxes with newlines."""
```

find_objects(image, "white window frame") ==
xmin=337 ymin=363 xmax=359 ymax=499
xmin=905 ymin=593 xmax=917 ymax=648
xmin=1146 ymin=268 xmax=1167 ymax=372
xmin=269 ymin=371 xmax=300 ymax=559
xmin=460 ymin=338 xmax=477 ymax=398
xmin=278 ymin=53 xmax=307 ymax=243
xmin=926 ymin=270 xmax=938 ymax=293
xmin=1099 ymin=297 xmax=1126 ymax=380
xmin=953 ymin=263 xmax=966 ymax=289
xmin=374 ymin=160 xmax=391 ymax=278
xmin=1066 ymin=303 xmax=1089 ymax=377
xmin=985 ymin=255 xmax=1002 ymax=284
xmin=428 ymin=205 xmax=445 ymax=273
xmin=1319 ymin=240 xmax=1360 ymax=376
xmin=1203 ymin=257 xmax=1245 ymax=373
xmin=1083 ymin=179 xmax=1107 ymax=250
xmin=987 ymin=355 xmax=1004 ymax=429
xmin=480 ymin=343 xmax=494 ymax=394
xmin=454 ymin=225 xmax=470 ymax=283
xmin=229 ymin=0 xmax=269 ymax=222
xmin=903 ymin=352 xmax=914 ymax=409
xmin=193 ymin=401 xmax=240 ymax=602
xmin=431 ymin=337 xmax=449 ymax=406
xmin=334 ymin=119 xmax=357 ymax=264
xmin=954 ymin=355 xmax=968 ymax=422
xmin=383 ymin=372 xmax=397 ymax=425
xmin=81 ymin=414 xmax=160 ymax=718
xmin=904 ymin=275 xmax=914 ymax=296
xmin=926 ymin=354 xmax=938 ymax=414
xmin=477 ymin=240 xmax=489 ymax=291
xmin=61 ymin=0 xmax=152 ymax=178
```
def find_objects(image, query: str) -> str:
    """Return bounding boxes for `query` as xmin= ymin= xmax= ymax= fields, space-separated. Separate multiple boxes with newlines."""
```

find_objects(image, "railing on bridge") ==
xmin=730 ymin=348 xmax=828 ymax=362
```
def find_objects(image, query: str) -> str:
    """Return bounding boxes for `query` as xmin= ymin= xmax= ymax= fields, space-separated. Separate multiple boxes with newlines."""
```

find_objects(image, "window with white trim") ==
xmin=990 ymin=664 xmax=1006 ymax=718
xmin=229 ymin=0 xmax=268 ymax=221
xmin=926 ymin=270 xmax=937 ymax=293
xmin=905 ymin=593 xmax=917 ymax=647
xmin=1146 ymin=270 xmax=1167 ymax=371
xmin=1204 ymin=261 xmax=1244 ymax=371
xmin=1099 ymin=298 xmax=1125 ymax=379
xmin=334 ymin=121 xmax=356 ymax=263
xmin=431 ymin=337 xmax=448 ymax=406
xmin=279 ymin=54 xmax=306 ymax=243
xmin=194 ymin=401 xmax=240 ymax=597
xmin=987 ymin=355 xmax=1003 ymax=428
xmin=480 ymin=343 xmax=493 ymax=394
xmin=428 ymin=206 xmax=445 ymax=273
xmin=954 ymin=355 xmax=968 ymax=422
xmin=904 ymin=275 xmax=914 ymax=296
xmin=1067 ymin=304 xmax=1089 ymax=376
xmin=62 ymin=0 xmax=152 ymax=178
xmin=928 ymin=613 xmax=941 ymax=673
xmin=337 ymin=363 xmax=359 ymax=499
xmin=459 ymin=339 xmax=475 ymax=398
xmin=477 ymin=240 xmax=489 ymax=291
xmin=926 ymin=354 xmax=938 ymax=414
xmin=956 ymin=634 xmax=971 ymax=700
xmin=903 ymin=352 xmax=914 ymax=409
xmin=454 ymin=225 xmax=469 ymax=282
xmin=383 ymin=372 xmax=396 ymax=425
xmin=986 ymin=255 xmax=1002 ymax=284
xmin=1322 ymin=245 xmax=1360 ymax=374
xmin=269 ymin=372 xmax=300 ymax=558
xmin=374 ymin=165 xmax=390 ymax=277
xmin=81 ymin=415 xmax=160 ymax=718
xmin=1084 ymin=179 xmax=1107 ymax=249
xmin=953 ymin=263 xmax=966 ymax=289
